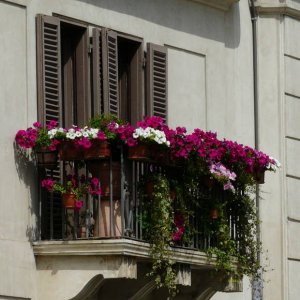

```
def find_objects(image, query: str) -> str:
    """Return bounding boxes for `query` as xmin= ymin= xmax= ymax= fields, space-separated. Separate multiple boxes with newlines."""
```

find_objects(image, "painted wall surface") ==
xmin=284 ymin=15 xmax=300 ymax=300
xmin=1 ymin=0 xmax=291 ymax=299
xmin=0 ymin=1 xmax=37 ymax=300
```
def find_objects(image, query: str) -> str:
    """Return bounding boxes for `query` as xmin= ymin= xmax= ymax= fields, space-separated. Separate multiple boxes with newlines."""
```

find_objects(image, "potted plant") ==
xmin=127 ymin=117 xmax=170 ymax=161
xmin=41 ymin=174 xmax=101 ymax=209
xmin=15 ymin=120 xmax=65 ymax=169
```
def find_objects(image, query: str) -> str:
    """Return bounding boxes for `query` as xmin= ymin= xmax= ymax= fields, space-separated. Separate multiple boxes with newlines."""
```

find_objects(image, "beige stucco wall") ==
xmin=0 ymin=1 xmax=37 ymax=300
xmin=0 ymin=0 xmax=268 ymax=299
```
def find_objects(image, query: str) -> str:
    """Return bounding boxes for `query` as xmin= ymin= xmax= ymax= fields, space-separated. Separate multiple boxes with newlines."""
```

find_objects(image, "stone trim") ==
xmin=189 ymin=0 xmax=239 ymax=11
xmin=256 ymin=3 xmax=300 ymax=19
xmin=33 ymin=239 xmax=215 ymax=268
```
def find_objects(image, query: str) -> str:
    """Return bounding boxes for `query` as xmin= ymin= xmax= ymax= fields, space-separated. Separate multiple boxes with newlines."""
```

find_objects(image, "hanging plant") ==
xmin=140 ymin=174 xmax=177 ymax=298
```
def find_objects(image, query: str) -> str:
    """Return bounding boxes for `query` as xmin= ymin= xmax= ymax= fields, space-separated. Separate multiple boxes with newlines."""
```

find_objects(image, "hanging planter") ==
xmin=128 ymin=144 xmax=151 ymax=161
xmin=35 ymin=147 xmax=58 ymax=169
xmin=58 ymin=141 xmax=83 ymax=161
xmin=84 ymin=140 xmax=111 ymax=160
xmin=62 ymin=193 xmax=76 ymax=208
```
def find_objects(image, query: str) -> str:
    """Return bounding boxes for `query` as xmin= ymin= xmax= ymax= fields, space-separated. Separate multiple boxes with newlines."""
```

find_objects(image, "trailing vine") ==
xmin=140 ymin=174 xmax=177 ymax=298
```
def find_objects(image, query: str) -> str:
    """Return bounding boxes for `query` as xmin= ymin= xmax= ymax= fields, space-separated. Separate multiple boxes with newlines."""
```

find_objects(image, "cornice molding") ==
xmin=33 ymin=239 xmax=215 ymax=268
xmin=189 ymin=0 xmax=239 ymax=11
xmin=255 ymin=1 xmax=300 ymax=19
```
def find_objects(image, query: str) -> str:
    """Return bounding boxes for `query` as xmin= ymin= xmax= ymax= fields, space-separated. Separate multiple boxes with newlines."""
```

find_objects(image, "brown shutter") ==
xmin=105 ymin=30 xmax=119 ymax=116
xmin=92 ymin=28 xmax=105 ymax=115
xmin=146 ymin=43 xmax=168 ymax=123
xmin=36 ymin=15 xmax=62 ymax=126
xmin=36 ymin=15 xmax=62 ymax=239
xmin=92 ymin=28 xmax=119 ymax=116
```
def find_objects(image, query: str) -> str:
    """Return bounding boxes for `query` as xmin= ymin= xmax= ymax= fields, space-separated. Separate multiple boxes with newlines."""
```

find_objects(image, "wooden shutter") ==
xmin=105 ymin=30 xmax=119 ymax=116
xmin=146 ymin=43 xmax=168 ymax=123
xmin=36 ymin=15 xmax=62 ymax=126
xmin=36 ymin=15 xmax=62 ymax=239
xmin=93 ymin=29 xmax=119 ymax=116
xmin=92 ymin=28 xmax=106 ymax=115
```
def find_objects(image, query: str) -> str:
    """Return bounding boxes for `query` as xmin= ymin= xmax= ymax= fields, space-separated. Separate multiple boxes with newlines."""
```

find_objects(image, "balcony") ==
xmin=32 ymin=146 xmax=249 ymax=299
xmin=15 ymin=117 xmax=277 ymax=299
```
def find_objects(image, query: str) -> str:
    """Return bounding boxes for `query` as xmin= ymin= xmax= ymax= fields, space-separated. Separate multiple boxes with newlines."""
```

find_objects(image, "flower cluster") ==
xmin=15 ymin=121 xmax=63 ymax=151
xmin=172 ymin=212 xmax=185 ymax=242
xmin=41 ymin=174 xmax=102 ymax=210
xmin=209 ymin=162 xmax=237 ymax=192
xmin=132 ymin=127 xmax=170 ymax=146
xmin=16 ymin=116 xmax=280 ymax=187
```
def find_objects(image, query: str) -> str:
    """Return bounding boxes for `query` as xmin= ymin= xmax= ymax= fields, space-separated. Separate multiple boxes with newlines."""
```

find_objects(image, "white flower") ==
xmin=66 ymin=132 xmax=76 ymax=139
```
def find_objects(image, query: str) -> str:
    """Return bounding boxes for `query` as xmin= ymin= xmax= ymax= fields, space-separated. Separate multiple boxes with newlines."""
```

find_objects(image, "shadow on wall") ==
xmin=75 ymin=0 xmax=241 ymax=48
xmin=14 ymin=142 xmax=40 ymax=242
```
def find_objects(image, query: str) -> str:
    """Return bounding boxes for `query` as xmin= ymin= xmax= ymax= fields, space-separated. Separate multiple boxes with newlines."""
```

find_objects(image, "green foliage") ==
xmin=89 ymin=114 xmax=126 ymax=140
xmin=140 ymin=174 xmax=177 ymax=298
xmin=35 ymin=128 xmax=52 ymax=149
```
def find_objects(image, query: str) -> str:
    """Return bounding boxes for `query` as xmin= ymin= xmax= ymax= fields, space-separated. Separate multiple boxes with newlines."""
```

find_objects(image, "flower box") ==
xmin=58 ymin=141 xmax=84 ymax=161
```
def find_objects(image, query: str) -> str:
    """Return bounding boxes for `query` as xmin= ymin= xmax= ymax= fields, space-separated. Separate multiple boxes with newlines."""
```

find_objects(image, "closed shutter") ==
xmin=146 ymin=43 xmax=168 ymax=123
xmin=36 ymin=15 xmax=62 ymax=240
xmin=36 ymin=15 xmax=62 ymax=126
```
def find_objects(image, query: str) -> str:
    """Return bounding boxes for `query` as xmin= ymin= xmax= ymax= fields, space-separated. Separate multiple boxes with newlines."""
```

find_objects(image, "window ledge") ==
xmin=189 ymin=0 xmax=239 ymax=11
xmin=33 ymin=238 xmax=215 ymax=268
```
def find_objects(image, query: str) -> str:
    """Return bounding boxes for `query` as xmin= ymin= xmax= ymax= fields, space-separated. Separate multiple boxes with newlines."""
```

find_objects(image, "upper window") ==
xmin=36 ymin=14 xmax=168 ymax=128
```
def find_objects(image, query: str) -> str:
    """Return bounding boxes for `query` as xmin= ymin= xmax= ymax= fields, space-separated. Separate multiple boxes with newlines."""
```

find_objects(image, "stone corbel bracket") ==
xmin=189 ymin=0 xmax=239 ymax=11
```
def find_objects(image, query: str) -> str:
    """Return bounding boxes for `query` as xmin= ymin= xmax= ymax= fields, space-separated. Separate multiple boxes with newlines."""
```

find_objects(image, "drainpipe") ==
xmin=249 ymin=1 xmax=263 ymax=299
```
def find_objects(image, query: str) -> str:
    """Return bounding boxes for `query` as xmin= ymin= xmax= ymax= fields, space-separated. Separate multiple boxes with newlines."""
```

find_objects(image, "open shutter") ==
xmin=146 ymin=43 xmax=168 ymax=123
xmin=105 ymin=30 xmax=119 ymax=116
xmin=92 ymin=28 xmax=106 ymax=115
xmin=36 ymin=15 xmax=62 ymax=126
xmin=36 ymin=15 xmax=62 ymax=240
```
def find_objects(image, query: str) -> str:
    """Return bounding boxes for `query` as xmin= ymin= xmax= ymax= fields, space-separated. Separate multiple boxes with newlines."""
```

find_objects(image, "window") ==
xmin=36 ymin=14 xmax=168 ymax=239
xmin=36 ymin=14 xmax=168 ymax=127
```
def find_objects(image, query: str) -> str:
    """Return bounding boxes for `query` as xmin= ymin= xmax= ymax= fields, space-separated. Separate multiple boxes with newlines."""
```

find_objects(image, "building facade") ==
xmin=0 ymin=0 xmax=299 ymax=299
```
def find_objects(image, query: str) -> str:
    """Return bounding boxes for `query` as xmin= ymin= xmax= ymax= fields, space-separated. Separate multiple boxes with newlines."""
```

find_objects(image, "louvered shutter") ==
xmin=36 ymin=15 xmax=62 ymax=126
xmin=104 ymin=30 xmax=119 ymax=116
xmin=146 ymin=43 xmax=168 ymax=123
xmin=92 ymin=28 xmax=105 ymax=115
xmin=36 ymin=15 xmax=62 ymax=240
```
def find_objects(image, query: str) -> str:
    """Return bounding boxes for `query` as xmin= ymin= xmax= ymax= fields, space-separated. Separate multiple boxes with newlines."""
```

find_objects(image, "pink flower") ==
xmin=97 ymin=130 xmax=106 ymax=141
xmin=47 ymin=120 xmax=58 ymax=130
xmin=75 ymin=200 xmax=83 ymax=211
xmin=33 ymin=122 xmax=42 ymax=129
xmin=41 ymin=179 xmax=55 ymax=191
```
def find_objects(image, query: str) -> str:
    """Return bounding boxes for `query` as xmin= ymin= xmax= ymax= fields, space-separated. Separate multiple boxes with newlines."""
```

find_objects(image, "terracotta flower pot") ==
xmin=63 ymin=193 xmax=76 ymax=208
xmin=145 ymin=181 xmax=155 ymax=199
xmin=58 ymin=141 xmax=83 ymax=161
xmin=128 ymin=144 xmax=151 ymax=161
xmin=210 ymin=208 xmax=219 ymax=220
xmin=84 ymin=140 xmax=111 ymax=160
xmin=35 ymin=147 xmax=58 ymax=169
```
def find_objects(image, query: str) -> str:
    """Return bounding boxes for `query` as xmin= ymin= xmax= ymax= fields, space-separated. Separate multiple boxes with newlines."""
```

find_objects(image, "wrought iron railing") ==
xmin=38 ymin=145 xmax=238 ymax=254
